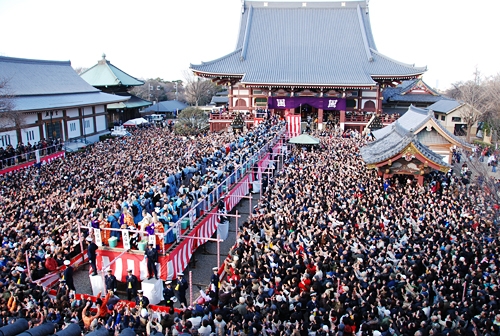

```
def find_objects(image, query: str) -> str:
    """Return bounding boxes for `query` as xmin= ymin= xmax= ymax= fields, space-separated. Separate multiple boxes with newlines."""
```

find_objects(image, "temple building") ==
xmin=0 ymin=56 xmax=128 ymax=147
xmin=360 ymin=105 xmax=472 ymax=185
xmin=426 ymin=100 xmax=478 ymax=137
xmin=382 ymin=78 xmax=447 ymax=115
xmin=80 ymin=54 xmax=151 ymax=125
xmin=190 ymin=0 xmax=426 ymax=133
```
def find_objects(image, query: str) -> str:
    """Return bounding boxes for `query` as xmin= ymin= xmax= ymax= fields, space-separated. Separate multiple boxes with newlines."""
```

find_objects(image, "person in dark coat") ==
xmin=105 ymin=269 xmax=117 ymax=293
xmin=175 ymin=273 xmax=188 ymax=306
xmin=126 ymin=269 xmax=139 ymax=301
xmin=86 ymin=236 xmax=98 ymax=276
xmin=63 ymin=260 xmax=75 ymax=291
xmin=210 ymin=266 xmax=220 ymax=302
xmin=163 ymin=281 xmax=175 ymax=308
xmin=145 ymin=243 xmax=158 ymax=280
xmin=135 ymin=290 xmax=150 ymax=308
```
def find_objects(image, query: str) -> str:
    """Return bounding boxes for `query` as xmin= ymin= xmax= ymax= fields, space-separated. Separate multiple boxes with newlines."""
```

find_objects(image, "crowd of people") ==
xmin=0 ymin=118 xmax=499 ymax=336
xmin=0 ymin=118 xmax=283 ymax=334
xmin=161 ymin=128 xmax=498 ymax=336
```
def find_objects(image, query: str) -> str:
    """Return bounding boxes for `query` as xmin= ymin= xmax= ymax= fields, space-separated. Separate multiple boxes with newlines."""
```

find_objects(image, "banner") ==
xmin=286 ymin=114 xmax=301 ymax=136
xmin=94 ymin=228 xmax=102 ymax=247
xmin=122 ymin=231 xmax=131 ymax=250
xmin=268 ymin=96 xmax=346 ymax=110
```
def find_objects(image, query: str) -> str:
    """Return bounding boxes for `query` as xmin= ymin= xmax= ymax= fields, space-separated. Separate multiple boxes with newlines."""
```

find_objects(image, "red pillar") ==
xmin=376 ymin=84 xmax=382 ymax=115
xmin=339 ymin=110 xmax=346 ymax=130
xmin=318 ymin=108 xmax=324 ymax=130
xmin=417 ymin=175 xmax=424 ymax=186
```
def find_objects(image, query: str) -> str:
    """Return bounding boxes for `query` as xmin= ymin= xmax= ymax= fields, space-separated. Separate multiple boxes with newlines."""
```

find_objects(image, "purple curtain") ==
xmin=267 ymin=97 xmax=346 ymax=110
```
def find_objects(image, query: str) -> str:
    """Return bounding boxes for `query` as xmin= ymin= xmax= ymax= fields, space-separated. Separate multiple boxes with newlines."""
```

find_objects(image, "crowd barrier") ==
xmin=0 ymin=147 xmax=65 ymax=176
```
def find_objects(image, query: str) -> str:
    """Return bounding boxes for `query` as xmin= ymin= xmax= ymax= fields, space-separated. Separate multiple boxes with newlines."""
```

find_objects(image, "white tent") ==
xmin=123 ymin=117 xmax=149 ymax=127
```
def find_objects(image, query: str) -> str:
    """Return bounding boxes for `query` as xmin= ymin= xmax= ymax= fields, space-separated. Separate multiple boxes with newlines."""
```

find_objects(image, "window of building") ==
xmin=346 ymin=99 xmax=357 ymax=108
xmin=452 ymin=117 xmax=461 ymax=122
xmin=149 ymin=85 xmax=154 ymax=91
xmin=157 ymin=85 xmax=161 ymax=91
xmin=26 ymin=130 xmax=35 ymax=142
xmin=253 ymin=89 xmax=263 ymax=95
xmin=69 ymin=122 xmax=76 ymax=132
xmin=441 ymin=116 xmax=445 ymax=121
xmin=254 ymin=98 xmax=267 ymax=107
xmin=0 ymin=135 xmax=11 ymax=147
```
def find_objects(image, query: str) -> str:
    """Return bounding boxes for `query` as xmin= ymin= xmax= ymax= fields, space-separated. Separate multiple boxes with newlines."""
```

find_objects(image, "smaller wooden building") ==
xmin=80 ymin=54 xmax=151 ymax=125
xmin=361 ymin=105 xmax=472 ymax=185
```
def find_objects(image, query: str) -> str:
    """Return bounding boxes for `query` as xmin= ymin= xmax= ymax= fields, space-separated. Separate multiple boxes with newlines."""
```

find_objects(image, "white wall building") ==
xmin=0 ymin=56 xmax=128 ymax=147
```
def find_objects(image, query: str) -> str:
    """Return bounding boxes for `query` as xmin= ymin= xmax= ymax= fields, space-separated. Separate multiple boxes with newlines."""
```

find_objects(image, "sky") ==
xmin=0 ymin=0 xmax=498 ymax=91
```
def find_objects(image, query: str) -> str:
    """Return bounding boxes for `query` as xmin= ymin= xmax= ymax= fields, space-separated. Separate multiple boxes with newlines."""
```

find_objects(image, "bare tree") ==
xmin=130 ymin=78 xmax=183 ymax=102
xmin=0 ymin=78 xmax=24 ymax=131
xmin=73 ymin=67 xmax=88 ymax=75
xmin=183 ymin=71 xmax=217 ymax=107
xmin=449 ymin=68 xmax=488 ymax=143
xmin=465 ymin=156 xmax=500 ymax=204
xmin=173 ymin=107 xmax=209 ymax=135
xmin=482 ymin=74 xmax=500 ymax=144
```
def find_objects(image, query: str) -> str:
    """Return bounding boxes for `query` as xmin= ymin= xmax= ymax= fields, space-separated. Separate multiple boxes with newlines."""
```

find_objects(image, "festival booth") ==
xmin=288 ymin=134 xmax=320 ymax=145
xmin=123 ymin=117 xmax=149 ymax=127
xmin=80 ymin=127 xmax=286 ymax=299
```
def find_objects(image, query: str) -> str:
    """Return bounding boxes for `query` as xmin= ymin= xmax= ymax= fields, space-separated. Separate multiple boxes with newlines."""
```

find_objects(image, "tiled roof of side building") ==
xmin=210 ymin=96 xmax=229 ymax=104
xmin=373 ymin=105 xmax=431 ymax=139
xmin=426 ymin=99 xmax=463 ymax=114
xmin=191 ymin=2 xmax=425 ymax=85
xmin=361 ymin=122 xmax=448 ymax=166
xmin=374 ymin=105 xmax=472 ymax=149
xmin=0 ymin=56 xmax=99 ymax=96
xmin=143 ymin=100 xmax=188 ymax=113
xmin=382 ymin=79 xmax=441 ymax=103
xmin=12 ymin=92 xmax=129 ymax=112
xmin=80 ymin=54 xmax=144 ymax=87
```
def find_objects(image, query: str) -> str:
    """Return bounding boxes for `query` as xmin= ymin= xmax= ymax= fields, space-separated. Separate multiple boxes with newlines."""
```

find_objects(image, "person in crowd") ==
xmin=175 ymin=273 xmax=188 ymax=306
xmin=62 ymin=260 xmax=75 ymax=292
xmin=86 ymin=236 xmax=98 ymax=276
xmin=135 ymin=290 xmax=150 ymax=309
xmin=163 ymin=280 xmax=176 ymax=309
xmin=104 ymin=269 xmax=117 ymax=293
xmin=125 ymin=269 xmax=138 ymax=301
xmin=145 ymin=242 xmax=159 ymax=280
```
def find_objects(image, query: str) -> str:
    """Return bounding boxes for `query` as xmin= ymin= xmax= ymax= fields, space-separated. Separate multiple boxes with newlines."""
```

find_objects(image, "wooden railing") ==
xmin=210 ymin=113 xmax=255 ymax=121
xmin=345 ymin=114 xmax=399 ymax=123
xmin=209 ymin=113 xmax=400 ymax=123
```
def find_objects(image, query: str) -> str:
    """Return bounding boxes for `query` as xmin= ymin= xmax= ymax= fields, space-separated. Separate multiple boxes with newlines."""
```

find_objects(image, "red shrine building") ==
xmin=190 ymin=0 xmax=426 ymax=133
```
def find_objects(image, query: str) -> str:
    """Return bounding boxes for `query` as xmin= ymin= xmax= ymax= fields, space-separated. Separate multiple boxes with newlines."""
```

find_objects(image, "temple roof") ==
xmin=426 ymin=100 xmax=463 ymax=114
xmin=374 ymin=105 xmax=470 ymax=147
xmin=190 ymin=1 xmax=426 ymax=86
xmin=80 ymin=54 xmax=144 ymax=87
xmin=382 ymin=79 xmax=443 ymax=104
xmin=107 ymin=93 xmax=152 ymax=110
xmin=0 ymin=56 xmax=128 ymax=111
xmin=142 ymin=100 xmax=188 ymax=113
xmin=361 ymin=120 xmax=448 ymax=166
xmin=0 ymin=56 xmax=99 ymax=96
xmin=13 ymin=92 xmax=129 ymax=112
xmin=363 ymin=105 xmax=471 ymax=165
